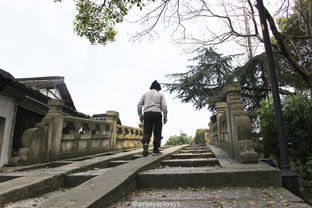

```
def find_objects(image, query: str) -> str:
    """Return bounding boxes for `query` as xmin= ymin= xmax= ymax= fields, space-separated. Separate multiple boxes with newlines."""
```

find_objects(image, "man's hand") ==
xmin=163 ymin=117 xmax=168 ymax=124
xmin=140 ymin=115 xmax=144 ymax=123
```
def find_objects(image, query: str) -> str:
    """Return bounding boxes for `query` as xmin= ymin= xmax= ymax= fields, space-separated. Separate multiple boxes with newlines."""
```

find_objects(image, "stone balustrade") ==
xmin=59 ymin=116 xmax=114 ymax=158
xmin=116 ymin=124 xmax=143 ymax=150
xmin=15 ymin=100 xmax=143 ymax=164
xmin=208 ymin=83 xmax=258 ymax=163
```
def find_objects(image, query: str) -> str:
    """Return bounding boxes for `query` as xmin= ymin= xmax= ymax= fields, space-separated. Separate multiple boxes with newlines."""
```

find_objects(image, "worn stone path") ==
xmin=110 ymin=187 xmax=310 ymax=208
xmin=1 ymin=145 xmax=187 ymax=208
xmin=0 ymin=148 xmax=147 ymax=206
xmin=111 ymin=145 xmax=311 ymax=208
xmin=1 ymin=145 xmax=311 ymax=208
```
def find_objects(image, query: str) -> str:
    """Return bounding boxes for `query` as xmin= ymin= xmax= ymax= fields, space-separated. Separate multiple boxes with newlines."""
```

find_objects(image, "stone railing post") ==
xmin=225 ymin=83 xmax=258 ymax=163
xmin=105 ymin=110 xmax=119 ymax=151
xmin=209 ymin=115 xmax=217 ymax=145
xmin=215 ymin=102 xmax=227 ymax=149
xmin=208 ymin=122 xmax=213 ymax=145
xmin=43 ymin=99 xmax=65 ymax=161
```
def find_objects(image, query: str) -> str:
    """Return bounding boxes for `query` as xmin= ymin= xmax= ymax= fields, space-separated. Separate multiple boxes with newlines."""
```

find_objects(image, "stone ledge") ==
xmin=37 ymin=145 xmax=187 ymax=208
xmin=0 ymin=148 xmax=145 ymax=206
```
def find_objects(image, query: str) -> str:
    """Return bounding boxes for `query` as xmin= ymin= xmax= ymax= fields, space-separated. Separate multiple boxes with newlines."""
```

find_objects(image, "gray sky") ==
xmin=0 ymin=0 xmax=212 ymax=143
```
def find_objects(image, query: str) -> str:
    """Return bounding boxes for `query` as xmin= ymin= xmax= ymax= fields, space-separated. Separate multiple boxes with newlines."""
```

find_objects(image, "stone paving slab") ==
xmin=0 ymin=174 xmax=65 ymax=206
xmin=170 ymin=153 xmax=215 ymax=159
xmin=179 ymin=149 xmax=211 ymax=154
xmin=132 ymin=155 xmax=143 ymax=159
xmin=3 ymin=189 xmax=68 ymax=208
xmin=109 ymin=160 xmax=132 ymax=167
xmin=66 ymin=168 xmax=113 ymax=187
xmin=138 ymin=166 xmax=281 ymax=188
xmin=181 ymin=146 xmax=210 ymax=149
xmin=67 ymin=167 xmax=112 ymax=176
xmin=161 ymin=158 xmax=219 ymax=167
xmin=109 ymin=187 xmax=311 ymax=208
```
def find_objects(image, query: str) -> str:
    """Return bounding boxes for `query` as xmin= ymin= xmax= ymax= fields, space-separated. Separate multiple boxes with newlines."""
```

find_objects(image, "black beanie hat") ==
xmin=150 ymin=80 xmax=161 ymax=90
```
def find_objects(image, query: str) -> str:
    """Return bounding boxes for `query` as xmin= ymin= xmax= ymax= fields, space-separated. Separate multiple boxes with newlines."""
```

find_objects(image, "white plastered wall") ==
xmin=0 ymin=94 xmax=16 ymax=167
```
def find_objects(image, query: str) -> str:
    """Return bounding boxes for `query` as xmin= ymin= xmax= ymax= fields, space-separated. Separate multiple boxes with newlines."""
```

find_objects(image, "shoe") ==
xmin=152 ymin=148 xmax=162 ymax=156
xmin=142 ymin=144 xmax=149 ymax=157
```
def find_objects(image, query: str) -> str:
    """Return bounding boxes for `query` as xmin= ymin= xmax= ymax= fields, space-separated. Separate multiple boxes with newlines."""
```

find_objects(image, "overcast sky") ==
xmin=0 ymin=0 xmax=214 ymax=143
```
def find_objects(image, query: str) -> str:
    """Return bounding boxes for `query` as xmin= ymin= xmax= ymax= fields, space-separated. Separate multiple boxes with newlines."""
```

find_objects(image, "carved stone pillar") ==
xmin=207 ymin=122 xmax=212 ymax=144
xmin=225 ymin=83 xmax=258 ymax=163
xmin=215 ymin=102 xmax=227 ymax=148
xmin=44 ymin=99 xmax=65 ymax=161
xmin=106 ymin=110 xmax=119 ymax=151
xmin=209 ymin=115 xmax=217 ymax=145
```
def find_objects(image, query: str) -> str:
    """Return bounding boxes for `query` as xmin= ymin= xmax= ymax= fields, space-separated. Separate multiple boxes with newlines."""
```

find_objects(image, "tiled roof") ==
xmin=17 ymin=76 xmax=65 ymax=90
xmin=0 ymin=69 xmax=88 ymax=118
xmin=16 ymin=76 xmax=76 ymax=110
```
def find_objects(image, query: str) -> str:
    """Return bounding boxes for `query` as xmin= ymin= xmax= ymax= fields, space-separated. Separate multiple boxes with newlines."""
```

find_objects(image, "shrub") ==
xmin=194 ymin=129 xmax=206 ymax=144
xmin=283 ymin=94 xmax=312 ymax=164
xmin=301 ymin=157 xmax=312 ymax=182
xmin=256 ymin=95 xmax=280 ymax=157
xmin=256 ymin=93 xmax=312 ymax=164
xmin=165 ymin=132 xmax=193 ymax=145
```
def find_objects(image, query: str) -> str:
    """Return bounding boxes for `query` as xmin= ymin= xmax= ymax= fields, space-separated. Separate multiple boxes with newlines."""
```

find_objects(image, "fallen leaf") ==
xmin=214 ymin=196 xmax=221 ymax=200
xmin=249 ymin=201 xmax=257 ymax=206
xmin=266 ymin=201 xmax=275 ymax=207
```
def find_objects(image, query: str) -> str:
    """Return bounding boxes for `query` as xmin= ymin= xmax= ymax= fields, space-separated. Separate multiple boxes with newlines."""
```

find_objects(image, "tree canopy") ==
xmin=164 ymin=47 xmax=234 ymax=112
xmin=56 ymin=0 xmax=312 ymax=89
xmin=163 ymin=0 xmax=311 ymax=113
xmin=54 ymin=0 xmax=155 ymax=45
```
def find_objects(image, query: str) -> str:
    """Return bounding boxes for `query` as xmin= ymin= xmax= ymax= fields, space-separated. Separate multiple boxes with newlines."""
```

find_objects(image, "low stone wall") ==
xmin=116 ymin=124 xmax=143 ymax=150
xmin=209 ymin=83 xmax=258 ymax=163
xmin=59 ymin=116 xmax=113 ymax=159
xmin=14 ymin=100 xmax=143 ymax=165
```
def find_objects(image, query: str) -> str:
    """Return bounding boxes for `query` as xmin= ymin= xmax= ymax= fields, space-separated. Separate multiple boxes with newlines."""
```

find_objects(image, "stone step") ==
xmin=0 ymin=148 xmax=146 ymax=206
xmin=161 ymin=158 xmax=219 ymax=167
xmin=137 ymin=167 xmax=281 ymax=189
xmin=109 ymin=160 xmax=132 ymax=167
xmin=179 ymin=149 xmax=211 ymax=154
xmin=132 ymin=154 xmax=143 ymax=160
xmin=183 ymin=145 xmax=209 ymax=149
xmin=171 ymin=153 xmax=214 ymax=159
xmin=66 ymin=168 xmax=111 ymax=187
xmin=182 ymin=147 xmax=209 ymax=150
xmin=34 ymin=145 xmax=187 ymax=208
xmin=109 ymin=187 xmax=309 ymax=208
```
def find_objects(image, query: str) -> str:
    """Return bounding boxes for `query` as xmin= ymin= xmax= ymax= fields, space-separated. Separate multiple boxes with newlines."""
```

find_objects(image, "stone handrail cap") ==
xmin=225 ymin=83 xmax=241 ymax=93
xmin=48 ymin=99 xmax=65 ymax=107
xmin=215 ymin=102 xmax=226 ymax=108
xmin=106 ymin=110 xmax=119 ymax=116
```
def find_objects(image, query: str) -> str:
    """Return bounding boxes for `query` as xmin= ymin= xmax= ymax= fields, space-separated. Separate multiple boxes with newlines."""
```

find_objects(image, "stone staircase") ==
xmin=137 ymin=145 xmax=280 ymax=189
xmin=110 ymin=145 xmax=311 ymax=208
xmin=1 ymin=145 xmax=310 ymax=208
xmin=160 ymin=146 xmax=218 ymax=167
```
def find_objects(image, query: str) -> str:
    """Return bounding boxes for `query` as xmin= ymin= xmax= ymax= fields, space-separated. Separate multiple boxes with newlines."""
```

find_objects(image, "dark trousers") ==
xmin=142 ymin=112 xmax=163 ymax=148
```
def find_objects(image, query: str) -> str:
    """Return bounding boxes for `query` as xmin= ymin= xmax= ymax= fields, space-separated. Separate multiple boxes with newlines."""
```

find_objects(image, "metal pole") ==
xmin=255 ymin=0 xmax=300 ymax=196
